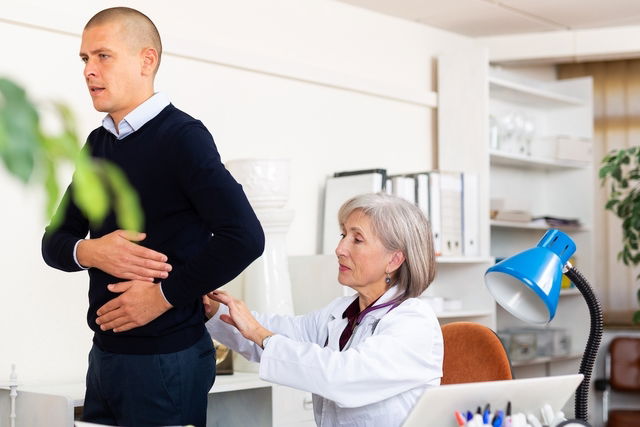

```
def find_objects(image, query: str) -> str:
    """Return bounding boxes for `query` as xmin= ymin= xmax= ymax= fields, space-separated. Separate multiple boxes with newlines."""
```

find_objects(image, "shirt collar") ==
xmin=102 ymin=92 xmax=170 ymax=140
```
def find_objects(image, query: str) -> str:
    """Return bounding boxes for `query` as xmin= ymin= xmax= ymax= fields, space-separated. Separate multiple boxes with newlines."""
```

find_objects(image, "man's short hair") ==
xmin=85 ymin=7 xmax=162 ymax=74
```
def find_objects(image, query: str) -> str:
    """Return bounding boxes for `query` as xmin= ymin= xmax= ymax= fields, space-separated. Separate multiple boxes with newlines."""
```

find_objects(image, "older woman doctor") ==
xmin=204 ymin=193 xmax=443 ymax=427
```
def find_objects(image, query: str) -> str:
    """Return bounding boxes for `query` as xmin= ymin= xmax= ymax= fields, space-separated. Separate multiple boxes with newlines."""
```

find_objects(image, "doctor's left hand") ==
xmin=207 ymin=290 xmax=272 ymax=347
xmin=96 ymin=281 xmax=173 ymax=332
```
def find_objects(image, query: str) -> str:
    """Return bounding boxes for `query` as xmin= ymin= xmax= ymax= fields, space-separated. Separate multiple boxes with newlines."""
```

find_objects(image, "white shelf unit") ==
xmin=510 ymin=353 xmax=583 ymax=368
xmin=489 ymin=68 xmax=594 ymax=380
xmin=489 ymin=149 xmax=590 ymax=170
xmin=436 ymin=256 xmax=493 ymax=264
xmin=490 ymin=219 xmax=589 ymax=233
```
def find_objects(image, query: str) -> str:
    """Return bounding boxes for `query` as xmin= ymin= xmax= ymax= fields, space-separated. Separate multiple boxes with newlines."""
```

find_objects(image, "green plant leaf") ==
xmin=103 ymin=162 xmax=143 ymax=232
xmin=48 ymin=190 xmax=69 ymax=231
xmin=72 ymin=155 xmax=109 ymax=226
xmin=633 ymin=310 xmax=640 ymax=325
xmin=605 ymin=199 xmax=619 ymax=210
xmin=0 ymin=78 xmax=40 ymax=182
xmin=43 ymin=157 xmax=60 ymax=219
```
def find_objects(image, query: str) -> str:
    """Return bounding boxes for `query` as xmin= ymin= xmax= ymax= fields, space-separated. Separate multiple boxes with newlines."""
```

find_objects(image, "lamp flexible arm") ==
xmin=565 ymin=265 xmax=603 ymax=422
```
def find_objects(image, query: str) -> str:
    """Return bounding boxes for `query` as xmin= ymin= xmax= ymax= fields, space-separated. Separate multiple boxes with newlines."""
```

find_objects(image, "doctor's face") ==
xmin=336 ymin=210 xmax=393 ymax=292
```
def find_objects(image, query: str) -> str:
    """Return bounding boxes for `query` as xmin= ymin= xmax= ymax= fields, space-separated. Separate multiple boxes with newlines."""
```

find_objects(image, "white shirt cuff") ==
xmin=73 ymin=240 xmax=89 ymax=270
xmin=158 ymin=283 xmax=171 ymax=306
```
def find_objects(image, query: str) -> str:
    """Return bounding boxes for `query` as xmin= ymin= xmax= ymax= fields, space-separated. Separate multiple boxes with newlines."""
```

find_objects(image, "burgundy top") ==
xmin=338 ymin=296 xmax=402 ymax=350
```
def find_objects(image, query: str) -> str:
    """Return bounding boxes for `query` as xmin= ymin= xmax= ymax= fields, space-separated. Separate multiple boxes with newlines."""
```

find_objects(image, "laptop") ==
xmin=403 ymin=374 xmax=583 ymax=426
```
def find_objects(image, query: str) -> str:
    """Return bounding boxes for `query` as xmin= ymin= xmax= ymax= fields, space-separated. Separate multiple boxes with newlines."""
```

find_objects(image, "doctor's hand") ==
xmin=202 ymin=294 xmax=220 ymax=320
xmin=95 ymin=280 xmax=173 ymax=332
xmin=76 ymin=230 xmax=172 ymax=281
xmin=207 ymin=290 xmax=272 ymax=347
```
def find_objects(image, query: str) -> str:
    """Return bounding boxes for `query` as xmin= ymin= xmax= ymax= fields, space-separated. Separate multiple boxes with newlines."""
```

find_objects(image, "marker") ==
xmin=466 ymin=410 xmax=474 ymax=421
xmin=454 ymin=410 xmax=466 ymax=426
xmin=492 ymin=410 xmax=504 ymax=427
xmin=483 ymin=408 xmax=491 ymax=425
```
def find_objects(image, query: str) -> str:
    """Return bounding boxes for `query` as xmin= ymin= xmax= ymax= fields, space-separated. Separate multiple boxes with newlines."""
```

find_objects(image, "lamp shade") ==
xmin=485 ymin=229 xmax=576 ymax=324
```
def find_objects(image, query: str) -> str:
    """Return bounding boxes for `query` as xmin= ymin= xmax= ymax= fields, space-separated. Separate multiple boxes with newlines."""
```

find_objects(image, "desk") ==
xmin=0 ymin=372 xmax=272 ymax=427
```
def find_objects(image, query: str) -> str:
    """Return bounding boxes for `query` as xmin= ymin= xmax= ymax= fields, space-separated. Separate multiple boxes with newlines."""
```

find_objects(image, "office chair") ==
xmin=441 ymin=322 xmax=513 ymax=385
xmin=595 ymin=337 xmax=640 ymax=427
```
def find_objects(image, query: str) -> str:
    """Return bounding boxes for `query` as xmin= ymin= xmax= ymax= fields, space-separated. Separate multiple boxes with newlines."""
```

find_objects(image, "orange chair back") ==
xmin=441 ymin=322 xmax=512 ymax=385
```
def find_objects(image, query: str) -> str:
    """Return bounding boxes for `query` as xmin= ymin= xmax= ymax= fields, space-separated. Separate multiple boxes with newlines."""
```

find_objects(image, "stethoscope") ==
xmin=324 ymin=296 xmax=403 ymax=349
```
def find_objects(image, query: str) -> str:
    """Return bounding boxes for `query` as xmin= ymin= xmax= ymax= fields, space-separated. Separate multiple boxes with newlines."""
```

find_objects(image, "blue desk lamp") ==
xmin=484 ymin=229 xmax=603 ymax=422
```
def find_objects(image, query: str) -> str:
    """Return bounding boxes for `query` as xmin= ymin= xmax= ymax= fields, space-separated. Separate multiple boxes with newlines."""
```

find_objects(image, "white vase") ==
xmin=225 ymin=158 xmax=295 ymax=315
xmin=226 ymin=158 xmax=290 ymax=209
xmin=243 ymin=208 xmax=295 ymax=316
xmin=226 ymin=159 xmax=296 ymax=372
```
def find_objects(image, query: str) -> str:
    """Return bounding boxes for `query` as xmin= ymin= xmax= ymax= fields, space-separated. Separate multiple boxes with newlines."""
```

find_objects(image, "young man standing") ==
xmin=42 ymin=7 xmax=265 ymax=426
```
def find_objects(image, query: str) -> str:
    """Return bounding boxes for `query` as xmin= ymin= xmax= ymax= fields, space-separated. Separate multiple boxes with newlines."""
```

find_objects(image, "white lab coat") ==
xmin=205 ymin=286 xmax=443 ymax=427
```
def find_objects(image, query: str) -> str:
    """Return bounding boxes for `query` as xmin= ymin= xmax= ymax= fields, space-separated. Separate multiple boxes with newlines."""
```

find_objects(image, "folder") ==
xmin=428 ymin=171 xmax=442 ymax=256
xmin=322 ymin=169 xmax=386 ymax=254
xmin=439 ymin=171 xmax=463 ymax=256
xmin=413 ymin=173 xmax=430 ymax=218
xmin=462 ymin=173 xmax=480 ymax=256
xmin=391 ymin=175 xmax=416 ymax=204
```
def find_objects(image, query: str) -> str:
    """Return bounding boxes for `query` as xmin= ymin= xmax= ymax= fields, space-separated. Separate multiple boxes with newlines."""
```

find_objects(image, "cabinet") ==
xmin=488 ymin=67 xmax=594 ymax=380
xmin=438 ymin=50 xmax=595 ymax=386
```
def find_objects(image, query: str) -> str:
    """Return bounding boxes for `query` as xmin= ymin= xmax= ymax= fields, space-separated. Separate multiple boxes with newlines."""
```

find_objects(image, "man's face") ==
xmin=79 ymin=22 xmax=146 ymax=124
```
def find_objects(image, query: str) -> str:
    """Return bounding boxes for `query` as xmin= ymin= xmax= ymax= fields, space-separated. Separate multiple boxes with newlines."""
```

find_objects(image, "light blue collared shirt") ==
xmin=101 ymin=92 xmax=170 ymax=140
xmin=73 ymin=92 xmax=171 ymax=269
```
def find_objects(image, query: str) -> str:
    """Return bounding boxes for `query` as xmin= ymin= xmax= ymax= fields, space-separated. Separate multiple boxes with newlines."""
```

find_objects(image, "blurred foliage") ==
xmin=0 ymin=77 xmax=142 ymax=231
xmin=600 ymin=147 xmax=640 ymax=323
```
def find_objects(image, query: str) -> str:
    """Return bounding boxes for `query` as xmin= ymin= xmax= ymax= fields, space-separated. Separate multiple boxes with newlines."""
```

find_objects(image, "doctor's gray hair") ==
xmin=337 ymin=193 xmax=436 ymax=300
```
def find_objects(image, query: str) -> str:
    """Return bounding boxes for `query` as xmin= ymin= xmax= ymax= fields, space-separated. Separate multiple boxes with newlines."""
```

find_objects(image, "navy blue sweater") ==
xmin=42 ymin=104 xmax=265 ymax=354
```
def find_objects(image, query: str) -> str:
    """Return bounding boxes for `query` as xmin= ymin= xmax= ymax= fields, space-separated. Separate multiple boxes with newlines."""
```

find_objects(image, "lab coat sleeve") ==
xmin=258 ymin=300 xmax=443 ymax=408
xmin=205 ymin=302 xmax=332 ymax=363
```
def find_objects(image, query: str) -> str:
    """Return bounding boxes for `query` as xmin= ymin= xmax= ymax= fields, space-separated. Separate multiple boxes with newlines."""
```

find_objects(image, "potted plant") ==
xmin=599 ymin=147 xmax=640 ymax=324
xmin=0 ymin=77 xmax=141 ymax=230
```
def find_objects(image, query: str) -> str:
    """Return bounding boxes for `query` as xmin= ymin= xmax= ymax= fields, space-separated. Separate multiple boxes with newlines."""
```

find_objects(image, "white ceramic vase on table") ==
xmin=225 ymin=158 xmax=295 ymax=316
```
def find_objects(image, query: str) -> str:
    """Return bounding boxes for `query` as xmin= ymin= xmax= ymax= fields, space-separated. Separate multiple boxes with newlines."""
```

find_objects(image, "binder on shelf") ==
xmin=439 ymin=171 xmax=463 ymax=256
xmin=391 ymin=175 xmax=416 ymax=204
xmin=322 ymin=169 xmax=386 ymax=254
xmin=428 ymin=171 xmax=442 ymax=256
xmin=462 ymin=173 xmax=480 ymax=256
xmin=414 ymin=173 xmax=430 ymax=218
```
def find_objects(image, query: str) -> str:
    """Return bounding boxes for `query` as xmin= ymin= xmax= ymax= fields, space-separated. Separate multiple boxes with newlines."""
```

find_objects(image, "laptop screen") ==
xmin=403 ymin=374 xmax=583 ymax=427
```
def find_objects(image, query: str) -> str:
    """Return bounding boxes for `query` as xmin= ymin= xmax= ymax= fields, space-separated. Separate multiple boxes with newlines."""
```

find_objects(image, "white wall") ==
xmin=0 ymin=0 xmax=475 ymax=384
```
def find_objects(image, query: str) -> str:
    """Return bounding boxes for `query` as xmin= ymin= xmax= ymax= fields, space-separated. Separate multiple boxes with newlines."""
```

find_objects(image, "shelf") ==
xmin=510 ymin=353 xmax=582 ymax=367
xmin=490 ymin=150 xmax=590 ymax=170
xmin=490 ymin=220 xmax=588 ymax=233
xmin=489 ymin=76 xmax=585 ymax=107
xmin=436 ymin=256 xmax=493 ymax=264
xmin=436 ymin=310 xmax=494 ymax=319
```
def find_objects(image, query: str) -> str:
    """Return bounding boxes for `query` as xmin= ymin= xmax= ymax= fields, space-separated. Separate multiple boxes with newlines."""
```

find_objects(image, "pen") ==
xmin=483 ymin=404 xmax=491 ymax=425
xmin=492 ymin=410 xmax=504 ymax=427
xmin=467 ymin=410 xmax=474 ymax=421
xmin=454 ymin=410 xmax=466 ymax=426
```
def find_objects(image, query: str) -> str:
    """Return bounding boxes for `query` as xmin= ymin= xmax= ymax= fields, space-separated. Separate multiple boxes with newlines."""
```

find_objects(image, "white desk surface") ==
xmin=15 ymin=371 xmax=270 ymax=407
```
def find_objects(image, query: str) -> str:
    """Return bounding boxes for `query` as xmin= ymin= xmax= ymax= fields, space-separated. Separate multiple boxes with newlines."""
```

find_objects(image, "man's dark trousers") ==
xmin=82 ymin=332 xmax=216 ymax=427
